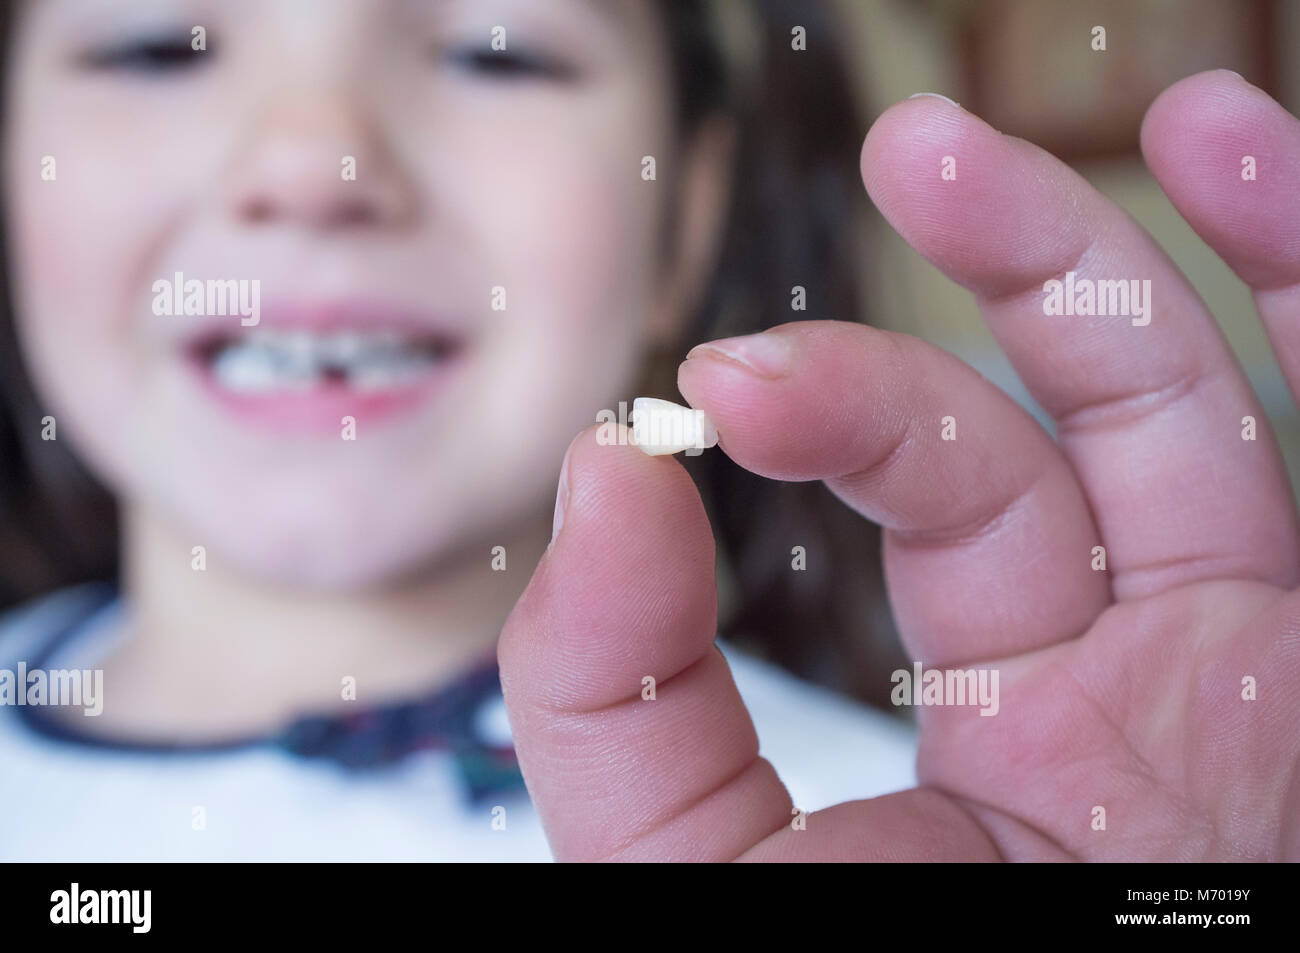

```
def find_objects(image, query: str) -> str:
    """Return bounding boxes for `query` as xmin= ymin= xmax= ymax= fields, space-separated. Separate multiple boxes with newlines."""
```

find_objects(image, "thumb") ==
xmin=497 ymin=425 xmax=793 ymax=861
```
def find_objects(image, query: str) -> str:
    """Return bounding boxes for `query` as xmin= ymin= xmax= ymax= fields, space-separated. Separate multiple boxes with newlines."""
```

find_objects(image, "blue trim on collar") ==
xmin=12 ymin=583 xmax=525 ymax=804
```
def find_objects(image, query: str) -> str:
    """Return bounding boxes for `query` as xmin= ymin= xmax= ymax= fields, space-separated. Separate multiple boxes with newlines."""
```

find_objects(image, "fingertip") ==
xmin=677 ymin=323 xmax=812 ymax=436
xmin=1141 ymin=68 xmax=1271 ymax=158
xmin=678 ymin=321 xmax=902 ymax=483
xmin=548 ymin=420 xmax=711 ymax=565
xmin=861 ymin=93 xmax=981 ymax=192
xmin=1139 ymin=68 xmax=1300 ymax=285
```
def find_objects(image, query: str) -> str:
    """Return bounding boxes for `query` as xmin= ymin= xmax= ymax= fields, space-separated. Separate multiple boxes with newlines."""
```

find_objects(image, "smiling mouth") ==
xmin=190 ymin=328 xmax=463 ymax=395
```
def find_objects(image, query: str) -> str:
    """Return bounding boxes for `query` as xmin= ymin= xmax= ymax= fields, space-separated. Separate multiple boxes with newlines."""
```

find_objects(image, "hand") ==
xmin=497 ymin=70 xmax=1300 ymax=861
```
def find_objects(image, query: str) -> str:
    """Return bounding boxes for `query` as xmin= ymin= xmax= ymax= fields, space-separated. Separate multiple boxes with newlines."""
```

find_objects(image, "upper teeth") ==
xmin=210 ymin=330 xmax=440 ymax=393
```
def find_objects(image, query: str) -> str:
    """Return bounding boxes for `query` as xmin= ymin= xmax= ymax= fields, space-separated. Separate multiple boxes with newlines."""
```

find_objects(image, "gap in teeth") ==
xmin=208 ymin=330 xmax=442 ymax=393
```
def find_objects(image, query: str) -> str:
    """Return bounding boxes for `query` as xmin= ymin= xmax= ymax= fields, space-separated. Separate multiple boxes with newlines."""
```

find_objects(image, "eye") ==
xmin=443 ymin=47 xmax=575 ymax=82
xmin=79 ymin=35 xmax=211 ymax=74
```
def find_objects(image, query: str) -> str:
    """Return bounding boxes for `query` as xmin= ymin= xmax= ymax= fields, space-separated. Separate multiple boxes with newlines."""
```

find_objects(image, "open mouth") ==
xmin=191 ymin=328 xmax=462 ymax=394
xmin=183 ymin=318 xmax=468 ymax=432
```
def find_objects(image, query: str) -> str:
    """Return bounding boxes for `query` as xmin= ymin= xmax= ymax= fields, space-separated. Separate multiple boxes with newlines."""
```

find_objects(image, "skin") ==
xmin=499 ymin=71 xmax=1300 ymax=861
xmin=3 ymin=0 xmax=734 ymax=738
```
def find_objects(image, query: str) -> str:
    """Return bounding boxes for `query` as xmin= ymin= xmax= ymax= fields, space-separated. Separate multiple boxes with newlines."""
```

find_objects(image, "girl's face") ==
xmin=5 ymin=0 xmax=686 ymax=586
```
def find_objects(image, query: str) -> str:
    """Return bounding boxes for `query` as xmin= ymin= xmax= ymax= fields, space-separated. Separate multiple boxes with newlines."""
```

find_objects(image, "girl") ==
xmin=0 ymin=0 xmax=914 ymax=860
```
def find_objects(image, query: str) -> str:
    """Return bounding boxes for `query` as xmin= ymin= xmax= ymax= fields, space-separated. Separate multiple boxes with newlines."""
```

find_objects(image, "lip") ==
xmin=177 ymin=297 xmax=468 ymax=344
xmin=181 ymin=298 xmax=468 ymax=434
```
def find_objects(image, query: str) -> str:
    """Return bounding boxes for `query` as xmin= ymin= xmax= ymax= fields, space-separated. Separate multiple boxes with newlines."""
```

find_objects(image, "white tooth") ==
xmin=211 ymin=345 xmax=281 ymax=393
xmin=282 ymin=331 xmax=315 ymax=359
xmin=631 ymin=397 xmax=718 ymax=456
xmin=348 ymin=353 xmax=434 ymax=392
xmin=275 ymin=332 xmax=319 ymax=377
xmin=320 ymin=331 xmax=366 ymax=365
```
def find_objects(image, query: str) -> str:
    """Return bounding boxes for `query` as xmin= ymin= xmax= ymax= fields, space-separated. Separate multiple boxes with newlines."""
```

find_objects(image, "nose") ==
xmin=227 ymin=86 xmax=414 ymax=230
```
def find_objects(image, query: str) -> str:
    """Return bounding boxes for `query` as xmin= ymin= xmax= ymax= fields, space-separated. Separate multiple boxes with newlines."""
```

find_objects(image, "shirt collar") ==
xmin=17 ymin=583 xmax=526 ymax=805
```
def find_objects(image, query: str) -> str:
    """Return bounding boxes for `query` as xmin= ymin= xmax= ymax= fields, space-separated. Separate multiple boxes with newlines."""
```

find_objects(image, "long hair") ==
xmin=0 ymin=0 xmax=906 ymax=709
xmin=661 ymin=0 xmax=904 ymax=708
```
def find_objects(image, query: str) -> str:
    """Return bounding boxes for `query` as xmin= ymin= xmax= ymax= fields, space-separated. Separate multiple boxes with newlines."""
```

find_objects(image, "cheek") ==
xmin=472 ymin=136 xmax=663 ymax=450
xmin=427 ymin=77 xmax=672 ymax=349
xmin=10 ymin=94 xmax=195 ymax=325
xmin=6 ymin=83 xmax=228 ymax=493
xmin=6 ymin=115 xmax=188 ymax=498
xmin=7 ymin=144 xmax=134 ymax=492
xmin=462 ymin=115 xmax=666 ymax=369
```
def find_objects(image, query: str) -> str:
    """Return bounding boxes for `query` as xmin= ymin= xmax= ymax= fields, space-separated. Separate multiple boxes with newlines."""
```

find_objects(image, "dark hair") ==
xmin=651 ymin=0 xmax=905 ymax=708
xmin=0 ymin=2 xmax=122 ymax=606
xmin=0 ymin=0 xmax=906 ymax=709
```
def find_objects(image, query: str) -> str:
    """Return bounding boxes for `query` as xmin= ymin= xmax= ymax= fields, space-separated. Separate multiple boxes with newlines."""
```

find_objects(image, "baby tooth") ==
xmin=282 ymin=330 xmax=315 ymax=356
xmin=211 ymin=345 xmax=280 ymax=393
xmin=349 ymin=358 xmax=428 ymax=392
xmin=321 ymin=332 xmax=365 ymax=364
xmin=631 ymin=397 xmax=719 ymax=456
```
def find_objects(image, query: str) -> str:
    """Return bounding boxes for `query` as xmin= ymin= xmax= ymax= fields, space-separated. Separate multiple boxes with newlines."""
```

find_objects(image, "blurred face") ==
xmin=5 ymin=0 xmax=683 ymax=587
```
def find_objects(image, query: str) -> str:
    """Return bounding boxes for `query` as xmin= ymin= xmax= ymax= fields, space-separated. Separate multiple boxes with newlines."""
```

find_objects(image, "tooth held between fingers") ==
xmin=631 ymin=397 xmax=719 ymax=456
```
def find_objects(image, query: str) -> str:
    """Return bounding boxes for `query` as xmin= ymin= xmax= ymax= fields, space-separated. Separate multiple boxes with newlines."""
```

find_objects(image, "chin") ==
xmin=196 ymin=507 xmax=455 ymax=593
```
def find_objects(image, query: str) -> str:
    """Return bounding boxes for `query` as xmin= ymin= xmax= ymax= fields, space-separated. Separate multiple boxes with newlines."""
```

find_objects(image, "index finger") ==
xmin=678 ymin=319 xmax=1108 ymax=666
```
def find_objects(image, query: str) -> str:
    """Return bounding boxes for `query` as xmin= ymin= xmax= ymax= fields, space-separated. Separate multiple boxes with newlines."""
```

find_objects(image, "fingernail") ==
xmin=686 ymin=332 xmax=792 ymax=379
xmin=550 ymin=443 xmax=572 ymax=548
xmin=1215 ymin=68 xmax=1246 ymax=83
xmin=908 ymin=91 xmax=961 ymax=108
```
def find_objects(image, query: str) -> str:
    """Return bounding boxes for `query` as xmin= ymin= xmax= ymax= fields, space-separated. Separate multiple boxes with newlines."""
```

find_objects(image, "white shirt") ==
xmin=0 ymin=584 xmax=917 ymax=861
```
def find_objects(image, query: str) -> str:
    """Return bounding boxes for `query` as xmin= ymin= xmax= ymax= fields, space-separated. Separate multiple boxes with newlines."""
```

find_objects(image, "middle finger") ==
xmin=861 ymin=96 xmax=1300 ymax=600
